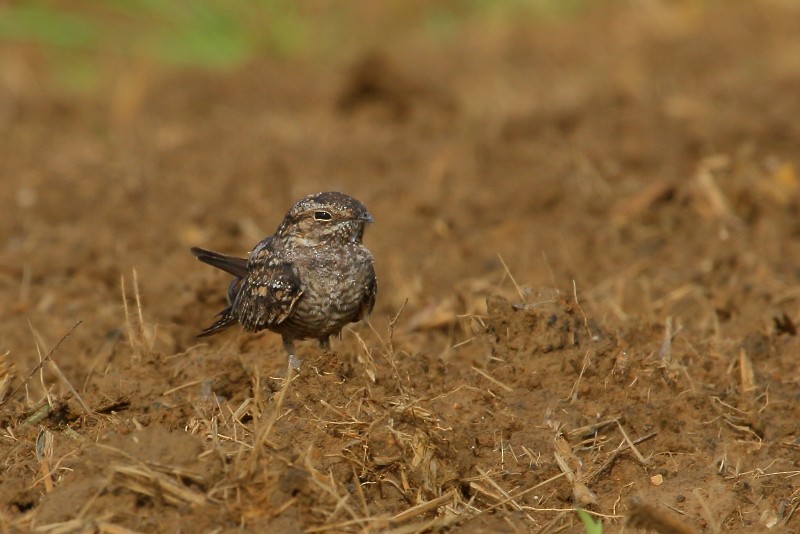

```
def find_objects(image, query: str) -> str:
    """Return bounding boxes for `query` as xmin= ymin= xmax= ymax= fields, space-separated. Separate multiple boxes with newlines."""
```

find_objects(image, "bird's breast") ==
xmin=278 ymin=245 xmax=374 ymax=339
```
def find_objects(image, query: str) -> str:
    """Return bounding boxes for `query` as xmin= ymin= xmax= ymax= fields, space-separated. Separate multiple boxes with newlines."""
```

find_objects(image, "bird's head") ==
xmin=277 ymin=191 xmax=373 ymax=246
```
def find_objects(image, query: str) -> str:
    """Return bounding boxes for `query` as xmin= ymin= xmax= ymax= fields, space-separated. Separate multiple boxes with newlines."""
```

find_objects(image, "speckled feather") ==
xmin=191 ymin=192 xmax=376 ymax=367
xmin=234 ymin=237 xmax=303 ymax=332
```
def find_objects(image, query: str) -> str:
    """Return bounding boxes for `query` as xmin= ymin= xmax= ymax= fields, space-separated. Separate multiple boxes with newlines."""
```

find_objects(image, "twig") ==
xmin=302 ymin=450 xmax=361 ymax=523
xmin=572 ymin=279 xmax=591 ymax=337
xmin=692 ymin=488 xmax=720 ymax=534
xmin=782 ymin=499 xmax=800 ymax=526
xmin=382 ymin=300 xmax=407 ymax=395
xmin=567 ymin=351 xmax=591 ymax=403
xmin=46 ymin=356 xmax=94 ymax=416
xmin=568 ymin=416 xmax=621 ymax=438
xmin=350 ymin=464 xmax=369 ymax=518
xmin=132 ymin=268 xmax=147 ymax=351
xmin=121 ymin=274 xmax=137 ymax=357
xmin=472 ymin=366 xmax=513 ymax=393
xmin=2 ymin=321 xmax=82 ymax=406
xmin=475 ymin=467 xmax=535 ymax=522
xmin=390 ymin=490 xmax=456 ymax=524
xmin=35 ymin=428 xmax=54 ymax=493
xmin=660 ymin=316 xmax=673 ymax=364
xmin=586 ymin=432 xmax=658 ymax=483
xmin=352 ymin=331 xmax=376 ymax=383
xmin=387 ymin=299 xmax=407 ymax=359
xmin=29 ymin=321 xmax=93 ymax=416
xmin=113 ymin=464 xmax=207 ymax=505
xmin=615 ymin=420 xmax=648 ymax=465
xmin=498 ymin=254 xmax=525 ymax=303
xmin=541 ymin=251 xmax=560 ymax=295
xmin=738 ymin=348 xmax=757 ymax=392
xmin=482 ymin=472 xmax=569 ymax=514
xmin=247 ymin=362 xmax=295 ymax=472
xmin=31 ymin=324 xmax=54 ymax=408
xmin=163 ymin=380 xmax=203 ymax=396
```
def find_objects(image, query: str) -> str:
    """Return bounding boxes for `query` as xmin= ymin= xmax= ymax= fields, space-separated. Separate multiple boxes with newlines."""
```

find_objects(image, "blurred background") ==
xmin=0 ymin=0 xmax=587 ymax=94
xmin=2 ymin=0 xmax=799 ymax=339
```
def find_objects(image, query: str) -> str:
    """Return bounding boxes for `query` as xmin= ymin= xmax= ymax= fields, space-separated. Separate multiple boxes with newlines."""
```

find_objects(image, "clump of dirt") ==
xmin=34 ymin=426 xmax=221 ymax=526
xmin=337 ymin=51 xmax=457 ymax=122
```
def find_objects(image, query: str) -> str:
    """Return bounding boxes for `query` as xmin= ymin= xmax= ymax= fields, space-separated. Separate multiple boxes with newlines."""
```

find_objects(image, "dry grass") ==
xmin=4 ymin=254 xmax=799 ymax=532
xmin=2 ymin=3 xmax=800 ymax=532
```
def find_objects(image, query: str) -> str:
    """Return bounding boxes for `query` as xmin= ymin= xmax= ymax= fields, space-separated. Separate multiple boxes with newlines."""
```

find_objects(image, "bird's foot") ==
xmin=319 ymin=336 xmax=331 ymax=353
xmin=288 ymin=354 xmax=303 ymax=370
xmin=283 ymin=338 xmax=302 ymax=370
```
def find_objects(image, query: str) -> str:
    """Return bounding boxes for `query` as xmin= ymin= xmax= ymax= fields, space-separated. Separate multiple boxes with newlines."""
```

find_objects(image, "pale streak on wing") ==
xmin=235 ymin=243 xmax=303 ymax=331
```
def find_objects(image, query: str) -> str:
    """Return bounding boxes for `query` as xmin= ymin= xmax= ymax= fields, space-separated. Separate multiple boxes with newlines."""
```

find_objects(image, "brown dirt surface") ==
xmin=3 ymin=2 xmax=800 ymax=532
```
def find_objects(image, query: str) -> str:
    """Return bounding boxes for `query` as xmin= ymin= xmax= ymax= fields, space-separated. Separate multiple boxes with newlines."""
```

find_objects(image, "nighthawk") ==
xmin=191 ymin=192 xmax=377 ymax=369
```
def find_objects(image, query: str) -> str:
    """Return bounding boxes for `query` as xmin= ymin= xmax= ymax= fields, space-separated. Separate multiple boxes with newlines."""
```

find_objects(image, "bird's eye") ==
xmin=314 ymin=211 xmax=333 ymax=221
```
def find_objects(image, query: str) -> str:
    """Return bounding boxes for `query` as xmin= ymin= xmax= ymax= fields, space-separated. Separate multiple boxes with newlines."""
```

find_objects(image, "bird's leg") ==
xmin=283 ymin=337 xmax=301 ymax=370
xmin=319 ymin=336 xmax=331 ymax=352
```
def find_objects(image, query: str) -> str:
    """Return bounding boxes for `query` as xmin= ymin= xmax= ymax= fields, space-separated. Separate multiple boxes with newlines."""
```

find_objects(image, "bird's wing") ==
xmin=197 ymin=306 xmax=238 ymax=337
xmin=190 ymin=247 xmax=248 ymax=278
xmin=358 ymin=266 xmax=377 ymax=321
xmin=234 ymin=250 xmax=303 ymax=331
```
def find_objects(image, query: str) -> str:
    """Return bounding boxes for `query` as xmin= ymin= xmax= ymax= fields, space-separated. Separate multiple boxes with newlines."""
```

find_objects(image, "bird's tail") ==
xmin=190 ymin=247 xmax=248 ymax=278
xmin=198 ymin=306 xmax=238 ymax=337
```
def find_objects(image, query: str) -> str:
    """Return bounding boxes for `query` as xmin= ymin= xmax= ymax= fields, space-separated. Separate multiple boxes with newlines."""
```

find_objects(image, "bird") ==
xmin=190 ymin=191 xmax=377 ymax=369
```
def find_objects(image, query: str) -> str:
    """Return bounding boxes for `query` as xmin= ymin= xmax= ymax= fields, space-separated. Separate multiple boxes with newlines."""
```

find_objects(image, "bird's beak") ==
xmin=360 ymin=212 xmax=374 ymax=223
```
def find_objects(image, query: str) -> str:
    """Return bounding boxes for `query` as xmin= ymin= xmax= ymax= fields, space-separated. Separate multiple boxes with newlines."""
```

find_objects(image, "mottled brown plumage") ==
xmin=191 ymin=192 xmax=376 ymax=369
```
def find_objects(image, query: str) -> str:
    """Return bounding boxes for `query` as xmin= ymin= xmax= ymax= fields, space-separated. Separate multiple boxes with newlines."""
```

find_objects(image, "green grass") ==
xmin=576 ymin=509 xmax=604 ymax=534
xmin=0 ymin=0 xmax=591 ymax=91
